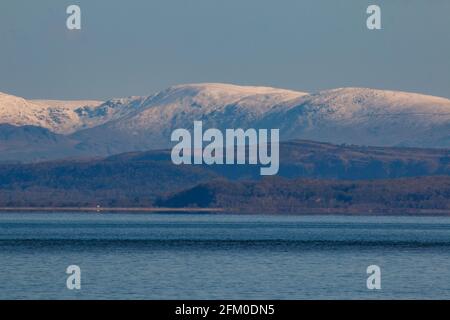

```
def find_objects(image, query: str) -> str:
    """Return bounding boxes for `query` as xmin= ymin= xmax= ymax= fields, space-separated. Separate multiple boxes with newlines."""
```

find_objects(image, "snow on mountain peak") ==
xmin=0 ymin=92 xmax=114 ymax=134
xmin=115 ymin=83 xmax=308 ymax=133
xmin=314 ymin=87 xmax=450 ymax=107
xmin=168 ymin=83 xmax=305 ymax=95
xmin=0 ymin=84 xmax=307 ymax=136
xmin=143 ymin=83 xmax=307 ymax=109
xmin=261 ymin=87 xmax=450 ymax=148
xmin=281 ymin=87 xmax=450 ymax=123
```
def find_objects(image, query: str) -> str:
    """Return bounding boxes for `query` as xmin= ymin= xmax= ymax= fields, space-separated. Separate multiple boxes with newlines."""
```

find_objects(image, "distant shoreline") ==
xmin=0 ymin=207 xmax=224 ymax=213
xmin=0 ymin=207 xmax=449 ymax=216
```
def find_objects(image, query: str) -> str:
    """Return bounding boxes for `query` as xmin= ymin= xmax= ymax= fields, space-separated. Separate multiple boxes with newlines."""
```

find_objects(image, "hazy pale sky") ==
xmin=1 ymin=0 xmax=449 ymax=100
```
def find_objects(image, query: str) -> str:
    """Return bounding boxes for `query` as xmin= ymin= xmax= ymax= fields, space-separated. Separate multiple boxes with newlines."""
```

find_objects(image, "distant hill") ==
xmin=156 ymin=176 xmax=450 ymax=215
xmin=0 ymin=140 xmax=448 ymax=211
xmin=0 ymin=91 xmax=103 ymax=134
xmin=0 ymin=124 xmax=92 ymax=162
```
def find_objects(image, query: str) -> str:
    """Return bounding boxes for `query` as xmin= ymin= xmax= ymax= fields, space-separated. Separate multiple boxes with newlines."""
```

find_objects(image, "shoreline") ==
xmin=0 ymin=207 xmax=449 ymax=216
xmin=0 ymin=207 xmax=224 ymax=213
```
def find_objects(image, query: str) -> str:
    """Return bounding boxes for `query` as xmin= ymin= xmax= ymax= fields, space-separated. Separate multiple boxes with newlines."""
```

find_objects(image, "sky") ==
xmin=0 ymin=0 xmax=450 ymax=100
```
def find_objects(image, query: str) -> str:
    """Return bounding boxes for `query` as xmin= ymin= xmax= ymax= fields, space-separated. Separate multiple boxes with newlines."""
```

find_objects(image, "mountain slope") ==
xmin=0 ymin=92 xmax=107 ymax=134
xmin=72 ymin=83 xmax=306 ymax=153
xmin=0 ymin=92 xmax=150 ymax=135
xmin=0 ymin=124 xmax=92 ymax=162
xmin=259 ymin=88 xmax=450 ymax=147
xmin=73 ymin=85 xmax=450 ymax=153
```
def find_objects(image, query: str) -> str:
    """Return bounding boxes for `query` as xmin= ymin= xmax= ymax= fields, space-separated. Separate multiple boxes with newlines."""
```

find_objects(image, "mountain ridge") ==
xmin=1 ymin=84 xmax=450 ymax=161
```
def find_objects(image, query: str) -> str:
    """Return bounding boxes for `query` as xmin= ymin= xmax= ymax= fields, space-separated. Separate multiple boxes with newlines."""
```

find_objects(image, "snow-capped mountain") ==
xmin=258 ymin=87 xmax=450 ymax=147
xmin=1 ymin=83 xmax=450 ymax=161
xmin=72 ymin=84 xmax=450 ymax=153
xmin=72 ymin=83 xmax=307 ymax=153
xmin=0 ymin=91 xmax=147 ymax=134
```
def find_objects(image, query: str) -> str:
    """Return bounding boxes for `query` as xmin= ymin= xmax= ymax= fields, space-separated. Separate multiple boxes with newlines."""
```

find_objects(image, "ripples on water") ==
xmin=0 ymin=213 xmax=449 ymax=299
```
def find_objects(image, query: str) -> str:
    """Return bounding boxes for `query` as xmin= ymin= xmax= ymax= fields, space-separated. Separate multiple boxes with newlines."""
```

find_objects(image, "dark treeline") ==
xmin=156 ymin=176 xmax=450 ymax=214
xmin=0 ymin=140 xmax=449 ymax=213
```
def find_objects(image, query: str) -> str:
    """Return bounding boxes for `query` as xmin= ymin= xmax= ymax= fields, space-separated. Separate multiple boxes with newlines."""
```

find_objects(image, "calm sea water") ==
xmin=0 ymin=212 xmax=449 ymax=300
